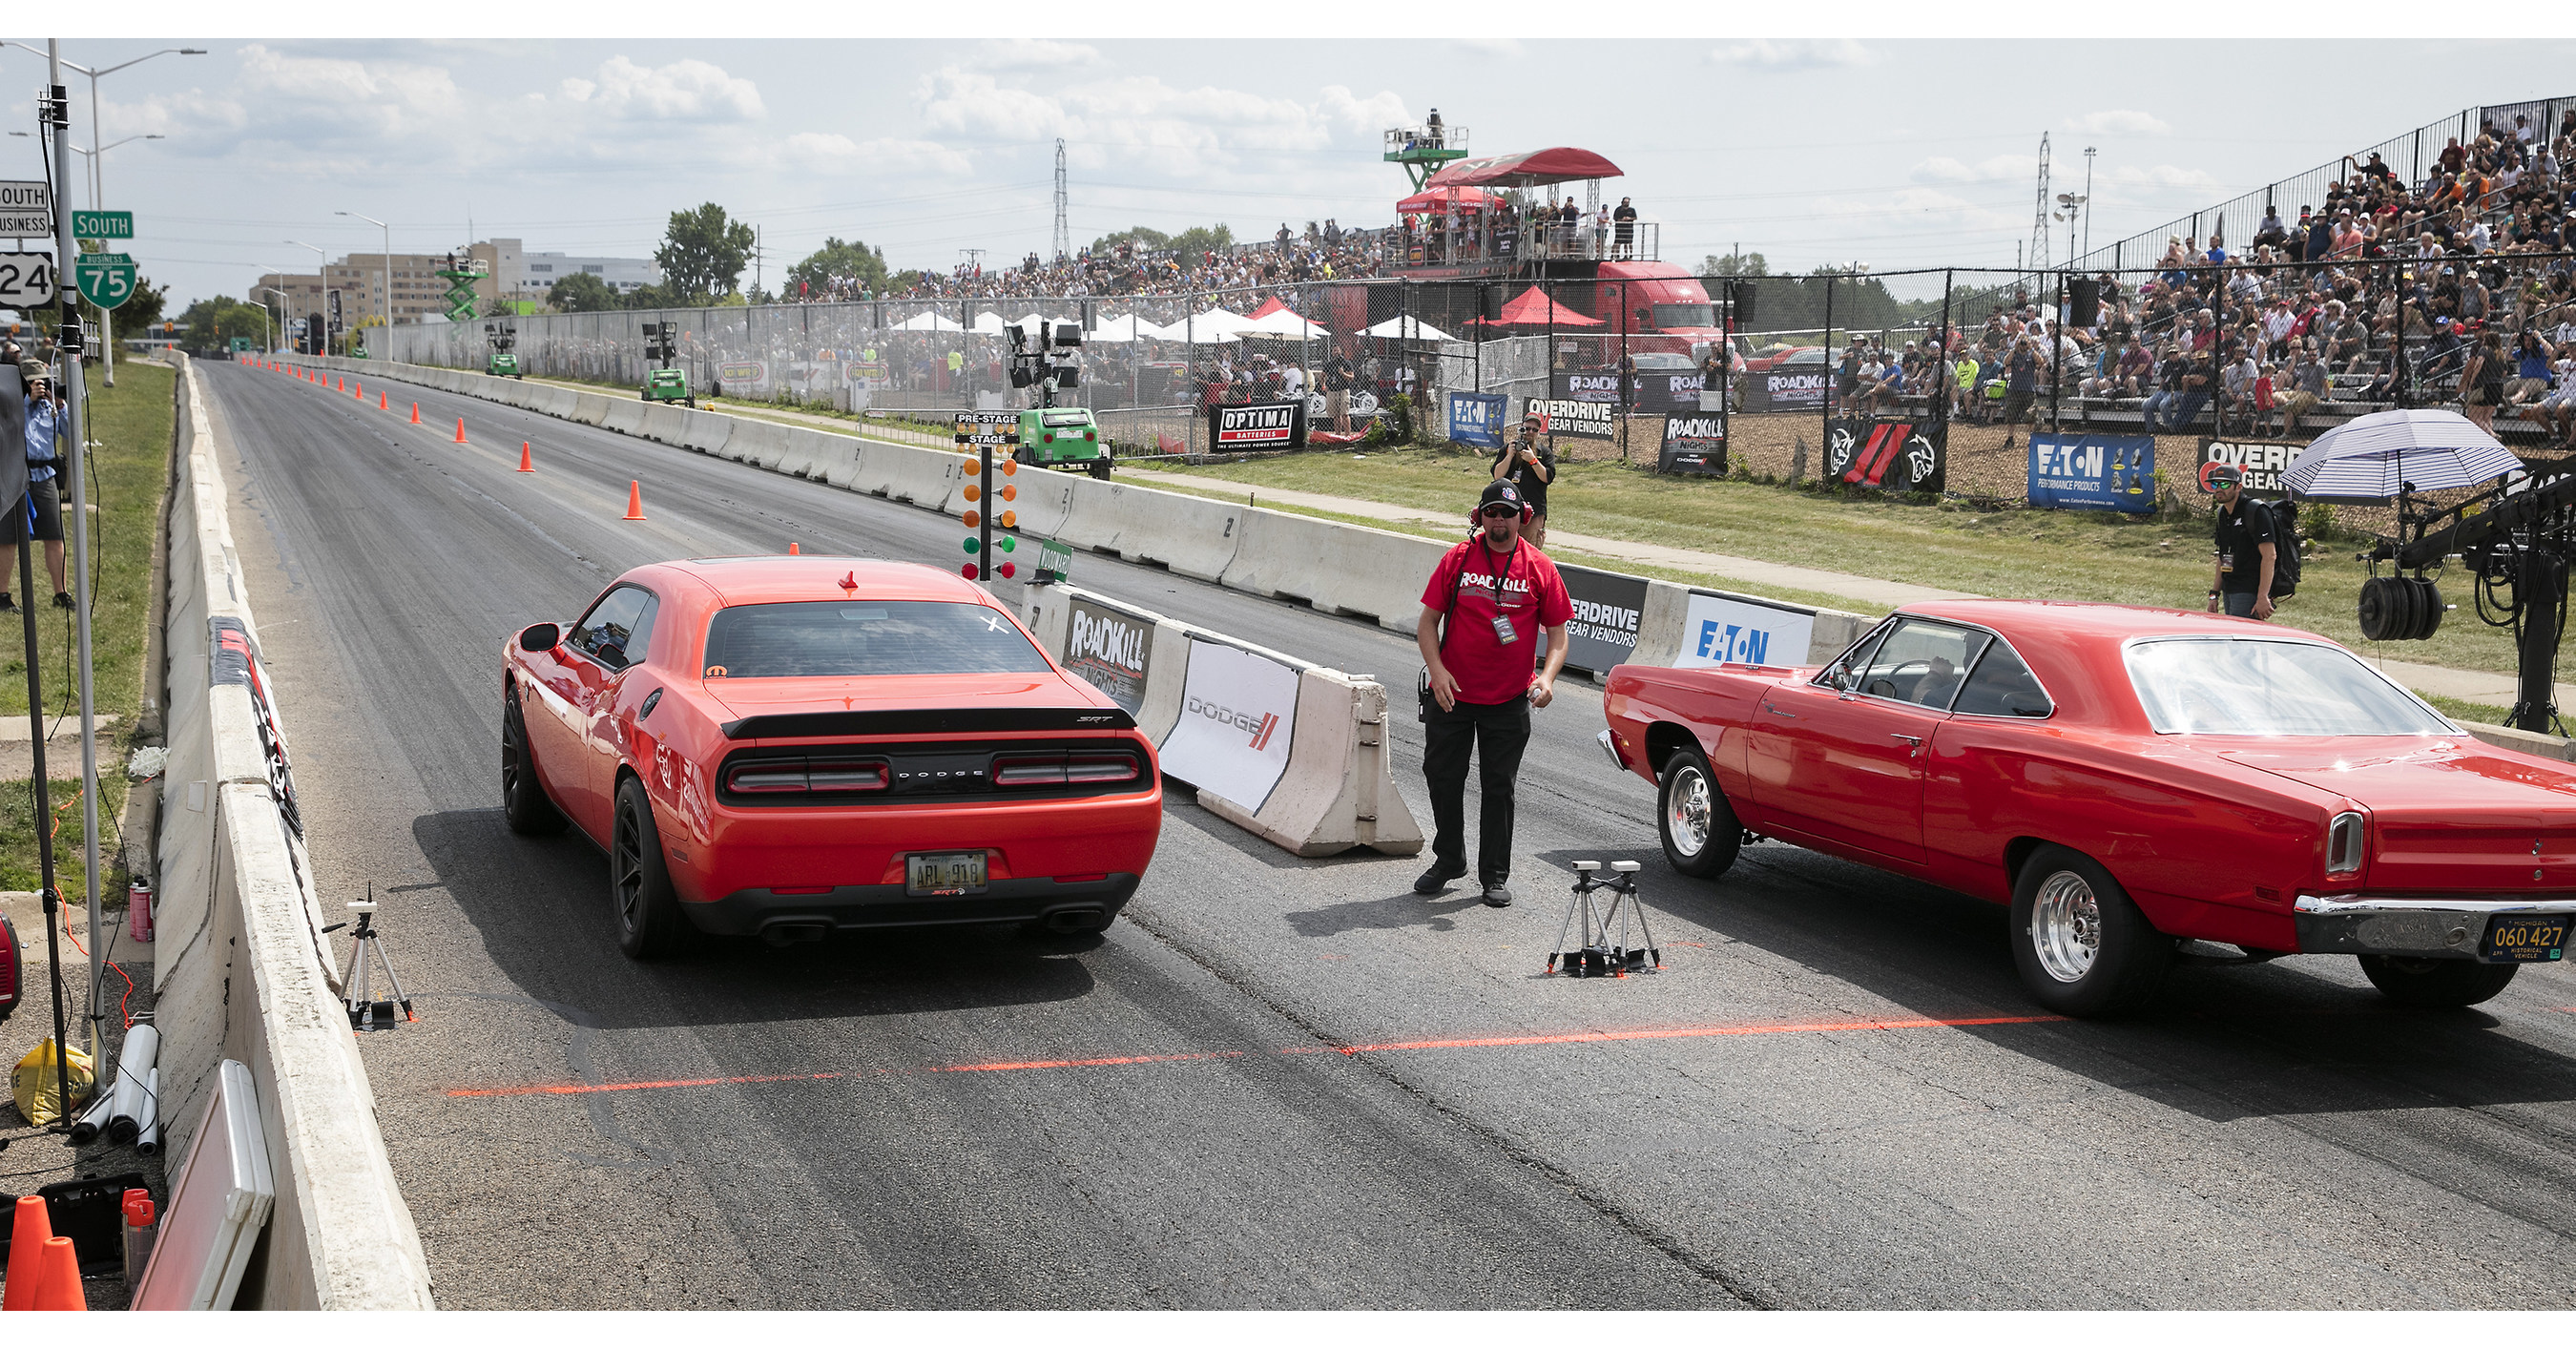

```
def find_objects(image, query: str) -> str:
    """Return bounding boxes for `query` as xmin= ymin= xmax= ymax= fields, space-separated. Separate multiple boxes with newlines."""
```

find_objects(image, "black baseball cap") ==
xmin=1479 ymin=480 xmax=1527 ymax=512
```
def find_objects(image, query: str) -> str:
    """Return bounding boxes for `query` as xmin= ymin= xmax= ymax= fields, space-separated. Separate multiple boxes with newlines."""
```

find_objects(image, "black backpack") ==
xmin=2264 ymin=497 xmax=2301 ymax=598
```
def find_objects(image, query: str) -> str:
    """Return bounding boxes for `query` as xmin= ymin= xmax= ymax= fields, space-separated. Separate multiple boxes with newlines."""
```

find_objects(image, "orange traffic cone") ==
xmin=33 ymin=1235 xmax=84 ymax=1310
xmin=352 ymin=381 xmax=363 ymax=400
xmin=787 ymin=542 xmax=800 ymax=554
xmin=517 ymin=442 xmax=534 ymax=473
xmin=5 ymin=1194 xmax=52 ymax=1310
xmin=380 ymin=391 xmax=389 ymax=410
xmin=453 ymin=417 xmax=468 ymax=445
xmin=334 ymin=376 xmax=343 ymax=391
xmin=409 ymin=402 xmax=421 ymax=425
xmin=622 ymin=481 xmax=647 ymax=521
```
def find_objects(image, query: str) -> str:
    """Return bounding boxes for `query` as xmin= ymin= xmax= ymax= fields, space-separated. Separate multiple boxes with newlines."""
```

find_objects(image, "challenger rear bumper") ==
xmin=2293 ymin=892 xmax=2576 ymax=958
xmin=686 ymin=873 xmax=1142 ymax=938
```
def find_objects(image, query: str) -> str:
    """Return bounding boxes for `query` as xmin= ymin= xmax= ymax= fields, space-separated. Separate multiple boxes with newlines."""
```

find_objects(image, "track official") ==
xmin=1415 ymin=480 xmax=1571 ymax=907
xmin=2205 ymin=463 xmax=2278 ymax=620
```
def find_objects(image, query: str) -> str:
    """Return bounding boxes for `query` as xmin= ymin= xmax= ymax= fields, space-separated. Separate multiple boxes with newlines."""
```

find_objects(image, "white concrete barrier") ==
xmin=1056 ymin=479 xmax=1247 ymax=583
xmin=1022 ymin=584 xmax=1422 ymax=858
xmin=154 ymin=356 xmax=436 ymax=1308
xmin=1221 ymin=509 xmax=1448 ymax=632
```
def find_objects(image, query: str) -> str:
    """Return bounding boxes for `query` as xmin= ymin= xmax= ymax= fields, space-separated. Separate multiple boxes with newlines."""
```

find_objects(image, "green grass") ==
xmin=2418 ymin=692 xmax=2518 ymax=727
xmin=1146 ymin=444 xmax=2534 ymax=676
xmin=0 ymin=361 xmax=173 ymax=894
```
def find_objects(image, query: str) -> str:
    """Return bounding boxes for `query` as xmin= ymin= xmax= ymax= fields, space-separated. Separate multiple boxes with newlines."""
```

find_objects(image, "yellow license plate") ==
xmin=905 ymin=851 xmax=987 ymax=897
xmin=2481 ymin=918 xmax=2568 ymax=964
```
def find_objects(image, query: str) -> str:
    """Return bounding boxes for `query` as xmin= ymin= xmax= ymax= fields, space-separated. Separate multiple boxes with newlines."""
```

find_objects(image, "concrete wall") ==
xmin=153 ymin=355 xmax=436 ymax=1309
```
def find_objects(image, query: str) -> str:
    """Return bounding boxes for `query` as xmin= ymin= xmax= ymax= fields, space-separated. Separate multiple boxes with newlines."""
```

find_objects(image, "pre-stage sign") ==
xmin=1158 ymin=638 xmax=1298 ymax=813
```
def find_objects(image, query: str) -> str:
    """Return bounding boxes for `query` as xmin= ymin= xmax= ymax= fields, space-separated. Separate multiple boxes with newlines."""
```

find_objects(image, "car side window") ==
xmin=1952 ymin=639 xmax=2053 ymax=718
xmin=568 ymin=586 xmax=655 ymax=672
xmin=1818 ymin=622 xmax=1893 ymax=693
xmin=1857 ymin=619 xmax=1989 ymax=711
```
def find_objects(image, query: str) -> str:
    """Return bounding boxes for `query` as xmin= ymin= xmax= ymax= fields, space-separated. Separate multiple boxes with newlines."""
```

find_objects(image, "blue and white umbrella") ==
xmin=2283 ymin=408 xmax=2524 ymax=497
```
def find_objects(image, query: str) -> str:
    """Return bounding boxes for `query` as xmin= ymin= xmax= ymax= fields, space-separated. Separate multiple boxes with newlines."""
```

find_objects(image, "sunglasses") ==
xmin=1480 ymin=505 xmax=1521 ymax=520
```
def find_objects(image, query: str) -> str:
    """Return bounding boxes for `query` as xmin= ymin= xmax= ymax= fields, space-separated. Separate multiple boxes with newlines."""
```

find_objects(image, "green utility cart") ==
xmin=487 ymin=350 xmax=521 ymax=378
xmin=1015 ymin=407 xmax=1111 ymax=479
xmin=639 ymin=322 xmax=696 ymax=408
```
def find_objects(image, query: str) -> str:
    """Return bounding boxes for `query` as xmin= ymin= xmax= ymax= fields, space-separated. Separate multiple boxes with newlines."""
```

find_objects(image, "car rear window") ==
xmin=702 ymin=601 xmax=1051 ymax=678
xmin=2125 ymin=637 xmax=2451 ymax=736
xmin=1651 ymin=304 xmax=1714 ymax=329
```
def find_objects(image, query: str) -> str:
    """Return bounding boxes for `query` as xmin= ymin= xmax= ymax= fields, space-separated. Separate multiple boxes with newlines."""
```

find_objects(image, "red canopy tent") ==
xmin=1471 ymin=288 xmax=1603 ymax=327
xmin=1394 ymin=185 xmax=1500 ymax=213
xmin=1425 ymin=147 xmax=1625 ymax=190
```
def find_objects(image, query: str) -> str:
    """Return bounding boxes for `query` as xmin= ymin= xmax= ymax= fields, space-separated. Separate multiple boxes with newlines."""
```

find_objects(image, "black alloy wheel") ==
xmin=502 ymin=689 xmax=567 ymax=836
xmin=611 ymin=776 xmax=688 ymax=960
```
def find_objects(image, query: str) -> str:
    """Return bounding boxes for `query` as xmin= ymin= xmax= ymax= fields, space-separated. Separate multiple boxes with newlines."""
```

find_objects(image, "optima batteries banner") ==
xmin=1532 ymin=398 xmax=1614 ymax=440
xmin=1556 ymin=566 xmax=1651 ymax=674
xmin=1658 ymin=414 xmax=1727 ymax=475
xmin=1672 ymin=591 xmax=1815 ymax=671
xmin=1061 ymin=598 xmax=1153 ymax=716
xmin=1446 ymin=391 xmax=1506 ymax=448
xmin=1211 ymin=401 xmax=1306 ymax=449
xmin=1158 ymin=639 xmax=1298 ymax=814
xmin=1824 ymin=418 xmax=1944 ymax=493
xmin=2028 ymin=433 xmax=2155 ymax=513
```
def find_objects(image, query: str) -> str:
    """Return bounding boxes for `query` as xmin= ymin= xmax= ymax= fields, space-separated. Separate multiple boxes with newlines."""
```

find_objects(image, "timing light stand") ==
xmin=1548 ymin=861 xmax=1661 ymax=978
xmin=322 ymin=886 xmax=413 ymax=1031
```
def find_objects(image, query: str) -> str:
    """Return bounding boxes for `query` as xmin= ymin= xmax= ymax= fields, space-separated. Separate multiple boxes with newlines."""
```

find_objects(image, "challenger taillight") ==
xmin=725 ymin=759 xmax=888 ymax=795
xmin=1066 ymin=755 xmax=1138 ymax=783
xmin=992 ymin=752 xmax=1139 ymax=787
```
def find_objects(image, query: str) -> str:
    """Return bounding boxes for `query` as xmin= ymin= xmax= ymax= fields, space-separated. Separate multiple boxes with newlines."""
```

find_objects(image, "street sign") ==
xmin=0 ymin=180 xmax=49 ymax=236
xmin=0 ymin=252 xmax=55 ymax=307
xmin=73 ymin=251 xmax=135 ymax=309
xmin=72 ymin=211 xmax=132 ymax=240
xmin=327 ymin=290 xmax=343 ymax=334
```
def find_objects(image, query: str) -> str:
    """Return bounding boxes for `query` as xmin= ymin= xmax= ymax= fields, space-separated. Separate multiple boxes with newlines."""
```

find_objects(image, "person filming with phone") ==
xmin=1492 ymin=414 xmax=1554 ymax=550
xmin=1414 ymin=479 xmax=1571 ymax=908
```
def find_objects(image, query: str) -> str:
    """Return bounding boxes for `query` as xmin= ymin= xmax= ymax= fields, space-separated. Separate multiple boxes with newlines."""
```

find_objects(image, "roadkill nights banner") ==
xmin=1658 ymin=414 xmax=1727 ymax=475
xmin=1211 ymin=401 xmax=1306 ymax=449
xmin=1062 ymin=598 xmax=1153 ymax=716
xmin=1556 ymin=565 xmax=1650 ymax=675
xmin=1824 ymin=418 xmax=1945 ymax=493
xmin=1532 ymin=398 xmax=1614 ymax=440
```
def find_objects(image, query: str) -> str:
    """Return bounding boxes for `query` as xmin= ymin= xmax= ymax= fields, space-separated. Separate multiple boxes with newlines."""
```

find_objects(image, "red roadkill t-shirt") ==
xmin=1423 ymin=537 xmax=1574 ymax=705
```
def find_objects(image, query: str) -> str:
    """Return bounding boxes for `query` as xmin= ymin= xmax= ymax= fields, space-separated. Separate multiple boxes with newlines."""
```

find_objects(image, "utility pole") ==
xmin=1053 ymin=138 xmax=1070 ymax=263
xmin=2028 ymin=132 xmax=2052 ymax=289
xmin=754 ymin=223 xmax=762 ymax=301
xmin=2082 ymin=147 xmax=2097 ymax=261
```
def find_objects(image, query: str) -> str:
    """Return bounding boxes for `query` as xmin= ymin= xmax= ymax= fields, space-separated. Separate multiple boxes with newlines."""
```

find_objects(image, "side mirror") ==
xmin=519 ymin=622 xmax=561 ymax=653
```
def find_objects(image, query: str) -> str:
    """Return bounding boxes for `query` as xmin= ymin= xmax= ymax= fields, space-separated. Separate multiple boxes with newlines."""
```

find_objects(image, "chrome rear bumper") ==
xmin=2294 ymin=893 xmax=2576 ymax=959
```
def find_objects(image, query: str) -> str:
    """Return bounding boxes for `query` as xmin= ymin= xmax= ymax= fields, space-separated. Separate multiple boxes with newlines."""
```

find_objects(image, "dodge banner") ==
xmin=1210 ymin=401 xmax=1306 ymax=450
xmin=1658 ymin=414 xmax=1727 ymax=475
xmin=1824 ymin=418 xmax=1945 ymax=493
xmin=1061 ymin=597 xmax=1153 ymax=716
xmin=1158 ymin=639 xmax=1299 ymax=814
xmin=2029 ymin=433 xmax=2156 ymax=513
xmin=1556 ymin=565 xmax=1652 ymax=675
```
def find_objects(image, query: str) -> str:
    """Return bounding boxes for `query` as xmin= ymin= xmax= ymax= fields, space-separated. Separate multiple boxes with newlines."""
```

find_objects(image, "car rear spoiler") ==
xmin=720 ymin=705 xmax=1137 ymax=739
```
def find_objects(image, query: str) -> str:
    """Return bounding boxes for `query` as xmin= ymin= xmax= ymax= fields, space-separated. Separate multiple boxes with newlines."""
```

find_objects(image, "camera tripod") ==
xmin=1548 ymin=861 xmax=1662 ymax=978
xmin=322 ymin=885 xmax=413 ymax=1031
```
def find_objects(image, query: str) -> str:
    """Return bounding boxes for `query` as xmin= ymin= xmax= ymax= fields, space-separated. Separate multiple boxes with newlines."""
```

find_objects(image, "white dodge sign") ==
xmin=1157 ymin=638 xmax=1298 ymax=813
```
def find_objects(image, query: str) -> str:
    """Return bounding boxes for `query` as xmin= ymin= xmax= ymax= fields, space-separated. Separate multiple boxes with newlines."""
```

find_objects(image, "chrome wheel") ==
xmin=2029 ymin=870 xmax=2102 ymax=984
xmin=613 ymin=798 xmax=645 ymax=930
xmin=1665 ymin=764 xmax=1712 ymax=858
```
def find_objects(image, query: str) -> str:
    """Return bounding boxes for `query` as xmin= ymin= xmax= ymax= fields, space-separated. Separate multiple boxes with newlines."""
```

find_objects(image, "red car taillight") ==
xmin=1066 ymin=755 xmax=1138 ymax=783
xmin=992 ymin=752 xmax=1140 ymax=787
xmin=1044 ymin=432 xmax=1055 ymax=444
xmin=992 ymin=755 xmax=1067 ymax=786
xmin=725 ymin=760 xmax=888 ymax=795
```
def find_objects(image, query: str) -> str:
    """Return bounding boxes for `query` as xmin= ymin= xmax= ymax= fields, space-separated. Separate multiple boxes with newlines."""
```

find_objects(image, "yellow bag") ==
xmin=11 ymin=1037 xmax=95 ymax=1127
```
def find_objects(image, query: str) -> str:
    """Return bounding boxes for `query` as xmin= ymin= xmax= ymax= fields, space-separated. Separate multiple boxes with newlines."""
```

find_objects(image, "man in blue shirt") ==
xmin=1 ymin=359 xmax=72 ymax=612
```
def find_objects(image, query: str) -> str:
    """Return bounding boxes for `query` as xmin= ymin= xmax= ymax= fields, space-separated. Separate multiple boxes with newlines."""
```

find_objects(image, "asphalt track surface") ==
xmin=200 ymin=361 xmax=2576 ymax=1309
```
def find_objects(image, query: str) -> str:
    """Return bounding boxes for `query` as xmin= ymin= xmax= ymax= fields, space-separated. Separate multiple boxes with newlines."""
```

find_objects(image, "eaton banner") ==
xmin=1446 ymin=391 xmax=1506 ymax=448
xmin=1159 ymin=639 xmax=1298 ymax=813
xmin=2029 ymin=433 xmax=2156 ymax=513
xmin=1673 ymin=591 xmax=1815 ymax=671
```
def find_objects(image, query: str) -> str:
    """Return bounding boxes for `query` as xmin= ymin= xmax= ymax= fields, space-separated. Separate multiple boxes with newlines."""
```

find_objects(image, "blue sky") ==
xmin=3 ymin=35 xmax=2570 ymax=310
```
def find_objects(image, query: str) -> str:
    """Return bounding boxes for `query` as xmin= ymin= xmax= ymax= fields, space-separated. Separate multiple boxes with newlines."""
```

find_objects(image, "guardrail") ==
xmin=153 ymin=353 xmax=436 ymax=1308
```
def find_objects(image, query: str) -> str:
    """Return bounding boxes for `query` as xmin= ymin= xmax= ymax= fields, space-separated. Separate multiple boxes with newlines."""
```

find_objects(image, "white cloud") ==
xmin=2067 ymin=109 xmax=2170 ymax=136
xmin=779 ymin=132 xmax=973 ymax=178
xmin=1707 ymin=40 xmax=1876 ymax=69
xmin=1910 ymin=155 xmax=2038 ymax=184
xmin=979 ymin=40 xmax=1101 ymax=71
xmin=1451 ymin=37 xmax=1523 ymax=57
xmin=565 ymin=56 xmax=765 ymax=121
xmin=913 ymin=67 xmax=1406 ymax=176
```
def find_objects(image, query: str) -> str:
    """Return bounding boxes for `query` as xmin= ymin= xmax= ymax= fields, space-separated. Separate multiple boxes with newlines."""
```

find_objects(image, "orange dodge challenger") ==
xmin=501 ymin=556 xmax=1162 ymax=957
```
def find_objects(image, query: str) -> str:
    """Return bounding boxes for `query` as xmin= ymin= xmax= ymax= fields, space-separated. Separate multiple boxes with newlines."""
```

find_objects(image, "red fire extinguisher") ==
xmin=129 ymin=880 xmax=155 ymax=944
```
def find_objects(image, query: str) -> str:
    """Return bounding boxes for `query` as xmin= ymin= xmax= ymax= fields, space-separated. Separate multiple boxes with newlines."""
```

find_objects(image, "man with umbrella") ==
xmin=2205 ymin=462 xmax=2280 ymax=621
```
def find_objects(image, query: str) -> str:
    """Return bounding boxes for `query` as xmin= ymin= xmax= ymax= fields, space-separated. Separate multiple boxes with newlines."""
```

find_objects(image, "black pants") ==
xmin=1422 ymin=695 xmax=1532 ymax=885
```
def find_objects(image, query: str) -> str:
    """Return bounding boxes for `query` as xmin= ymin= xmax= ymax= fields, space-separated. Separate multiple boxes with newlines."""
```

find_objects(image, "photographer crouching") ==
xmin=1414 ymin=480 xmax=1571 ymax=907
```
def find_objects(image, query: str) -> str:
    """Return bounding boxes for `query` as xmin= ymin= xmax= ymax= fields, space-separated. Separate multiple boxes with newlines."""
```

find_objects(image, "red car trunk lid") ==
xmin=2203 ymin=738 xmax=2576 ymax=889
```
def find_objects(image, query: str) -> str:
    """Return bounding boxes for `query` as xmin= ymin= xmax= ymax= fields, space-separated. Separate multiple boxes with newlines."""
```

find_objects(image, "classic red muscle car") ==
xmin=502 ymin=557 xmax=1161 ymax=957
xmin=1601 ymin=599 xmax=2576 ymax=1014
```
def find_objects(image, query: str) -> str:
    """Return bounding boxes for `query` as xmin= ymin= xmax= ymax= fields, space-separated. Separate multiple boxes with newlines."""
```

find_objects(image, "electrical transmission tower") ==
xmin=2027 ymin=132 xmax=2052 ymax=282
xmin=1053 ymin=138 xmax=1070 ymax=262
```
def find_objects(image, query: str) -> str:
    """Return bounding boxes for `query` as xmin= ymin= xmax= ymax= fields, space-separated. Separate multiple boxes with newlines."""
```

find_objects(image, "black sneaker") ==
xmin=51 ymin=591 xmax=72 ymax=611
xmin=1413 ymin=861 xmax=1466 ymax=896
xmin=0 ymin=592 xmax=13 ymax=612
xmin=1482 ymin=882 xmax=1514 ymax=908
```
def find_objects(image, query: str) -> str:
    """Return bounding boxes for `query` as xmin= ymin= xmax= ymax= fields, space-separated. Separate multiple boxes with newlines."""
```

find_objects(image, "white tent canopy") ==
xmin=968 ymin=310 xmax=1011 ymax=335
xmin=892 ymin=311 xmax=963 ymax=332
xmin=1361 ymin=315 xmax=1454 ymax=342
xmin=1234 ymin=308 xmax=1332 ymax=339
xmin=1086 ymin=314 xmax=1144 ymax=342
xmin=1173 ymin=308 xmax=1257 ymax=342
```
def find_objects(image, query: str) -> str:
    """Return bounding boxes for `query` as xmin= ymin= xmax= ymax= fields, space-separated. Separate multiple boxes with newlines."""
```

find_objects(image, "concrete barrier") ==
xmin=877 ymin=446 xmax=967 ymax=512
xmin=777 ymin=426 xmax=862 ymax=486
xmin=1222 ymin=509 xmax=1447 ymax=632
xmin=153 ymin=356 xmax=436 ymax=1308
xmin=595 ymin=394 xmax=651 ymax=438
xmin=1023 ymin=584 xmax=1420 ymax=857
xmin=1052 ymin=479 xmax=1244 ymax=583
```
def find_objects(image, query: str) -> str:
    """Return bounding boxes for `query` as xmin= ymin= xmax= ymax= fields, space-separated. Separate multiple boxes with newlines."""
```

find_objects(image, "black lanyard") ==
xmin=1472 ymin=538 xmax=1525 ymax=613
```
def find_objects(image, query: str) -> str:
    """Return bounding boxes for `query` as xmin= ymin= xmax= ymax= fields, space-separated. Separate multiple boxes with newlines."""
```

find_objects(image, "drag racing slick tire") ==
xmin=502 ymin=687 xmax=567 ymax=837
xmin=612 ymin=775 xmax=688 ymax=960
xmin=1088 ymin=454 xmax=1112 ymax=480
xmin=1657 ymin=746 xmax=1741 ymax=880
xmin=2010 ymin=844 xmax=2173 ymax=1016
xmin=2358 ymin=955 xmax=2519 ymax=1008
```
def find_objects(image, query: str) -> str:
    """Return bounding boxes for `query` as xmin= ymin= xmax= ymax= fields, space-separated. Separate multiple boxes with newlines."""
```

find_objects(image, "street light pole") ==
xmin=339 ymin=211 xmax=392 ymax=354
xmin=261 ymin=282 xmax=292 ymax=354
xmin=287 ymin=239 xmax=330 ymax=353
xmin=2083 ymin=147 xmax=2097 ymax=261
